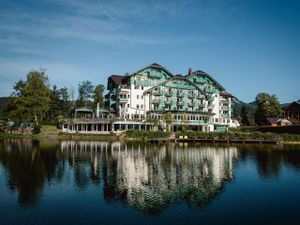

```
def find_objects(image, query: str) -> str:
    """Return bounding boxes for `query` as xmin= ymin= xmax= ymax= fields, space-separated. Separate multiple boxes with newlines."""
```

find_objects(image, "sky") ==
xmin=0 ymin=0 xmax=299 ymax=103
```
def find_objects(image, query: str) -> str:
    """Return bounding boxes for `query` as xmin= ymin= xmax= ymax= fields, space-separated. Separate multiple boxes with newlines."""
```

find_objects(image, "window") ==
xmin=135 ymin=86 xmax=138 ymax=89
xmin=141 ymin=95 xmax=143 ymax=99
xmin=137 ymin=104 xmax=139 ymax=109
xmin=141 ymin=104 xmax=144 ymax=109
xmin=141 ymin=86 xmax=144 ymax=90
xmin=137 ymin=95 xmax=139 ymax=99
xmin=127 ymin=104 xmax=129 ymax=108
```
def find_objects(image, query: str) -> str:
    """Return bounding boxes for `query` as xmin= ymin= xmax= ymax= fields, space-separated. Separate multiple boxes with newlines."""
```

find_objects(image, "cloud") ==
xmin=0 ymin=0 xmax=201 ymax=49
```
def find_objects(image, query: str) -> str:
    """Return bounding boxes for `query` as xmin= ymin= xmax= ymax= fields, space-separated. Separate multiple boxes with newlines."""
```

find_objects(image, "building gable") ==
xmin=127 ymin=63 xmax=174 ymax=87
xmin=187 ymin=70 xmax=225 ymax=91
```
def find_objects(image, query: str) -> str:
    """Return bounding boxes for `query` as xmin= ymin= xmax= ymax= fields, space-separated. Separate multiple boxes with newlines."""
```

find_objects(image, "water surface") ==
xmin=0 ymin=139 xmax=300 ymax=225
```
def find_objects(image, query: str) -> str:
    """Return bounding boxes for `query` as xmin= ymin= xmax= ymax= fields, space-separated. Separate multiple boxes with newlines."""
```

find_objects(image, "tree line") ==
xmin=2 ymin=70 xmax=105 ymax=124
xmin=0 ymin=70 xmax=285 ymax=127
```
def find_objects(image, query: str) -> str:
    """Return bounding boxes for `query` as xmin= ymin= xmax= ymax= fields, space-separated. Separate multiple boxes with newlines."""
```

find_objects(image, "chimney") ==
xmin=188 ymin=68 xmax=192 ymax=75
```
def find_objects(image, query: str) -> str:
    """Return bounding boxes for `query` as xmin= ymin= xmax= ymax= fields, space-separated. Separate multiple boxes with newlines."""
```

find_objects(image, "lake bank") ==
xmin=1 ymin=129 xmax=300 ymax=145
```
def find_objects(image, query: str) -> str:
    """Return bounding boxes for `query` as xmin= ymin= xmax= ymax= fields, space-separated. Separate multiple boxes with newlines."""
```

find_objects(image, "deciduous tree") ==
xmin=9 ymin=71 xmax=51 ymax=124
xmin=254 ymin=93 xmax=282 ymax=125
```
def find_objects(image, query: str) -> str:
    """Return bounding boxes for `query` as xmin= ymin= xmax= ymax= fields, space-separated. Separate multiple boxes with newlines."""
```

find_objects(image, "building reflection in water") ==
xmin=61 ymin=141 xmax=238 ymax=214
xmin=4 ymin=140 xmax=299 ymax=215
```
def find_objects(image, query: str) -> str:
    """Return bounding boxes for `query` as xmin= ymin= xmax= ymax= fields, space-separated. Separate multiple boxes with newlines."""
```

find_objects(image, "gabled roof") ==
xmin=109 ymin=75 xmax=124 ymax=85
xmin=220 ymin=91 xmax=235 ymax=98
xmin=282 ymin=101 xmax=300 ymax=109
xmin=144 ymin=76 xmax=206 ymax=95
xmin=186 ymin=70 xmax=225 ymax=91
xmin=127 ymin=63 xmax=174 ymax=77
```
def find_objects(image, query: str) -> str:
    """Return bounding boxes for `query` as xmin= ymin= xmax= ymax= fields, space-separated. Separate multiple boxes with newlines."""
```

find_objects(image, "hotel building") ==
xmin=62 ymin=63 xmax=239 ymax=133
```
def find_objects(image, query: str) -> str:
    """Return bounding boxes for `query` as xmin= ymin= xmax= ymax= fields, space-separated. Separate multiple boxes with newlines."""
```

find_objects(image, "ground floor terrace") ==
xmin=62 ymin=119 xmax=229 ymax=134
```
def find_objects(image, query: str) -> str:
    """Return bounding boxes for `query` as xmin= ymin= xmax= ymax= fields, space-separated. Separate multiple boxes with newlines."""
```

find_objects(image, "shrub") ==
xmin=32 ymin=125 xmax=41 ymax=134
xmin=125 ymin=130 xmax=171 ymax=139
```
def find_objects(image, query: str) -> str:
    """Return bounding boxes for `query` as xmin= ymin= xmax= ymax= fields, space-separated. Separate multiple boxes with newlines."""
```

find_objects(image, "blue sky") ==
xmin=0 ymin=0 xmax=299 ymax=103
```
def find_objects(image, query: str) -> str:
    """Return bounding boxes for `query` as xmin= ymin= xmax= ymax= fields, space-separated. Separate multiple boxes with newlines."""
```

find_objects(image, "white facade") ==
xmin=107 ymin=63 xmax=239 ymax=132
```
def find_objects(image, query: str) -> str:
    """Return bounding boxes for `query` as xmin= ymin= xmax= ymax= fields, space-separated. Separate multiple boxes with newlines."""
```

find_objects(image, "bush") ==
xmin=32 ymin=125 xmax=41 ymax=134
xmin=125 ymin=130 xmax=171 ymax=139
xmin=175 ymin=130 xmax=280 ymax=140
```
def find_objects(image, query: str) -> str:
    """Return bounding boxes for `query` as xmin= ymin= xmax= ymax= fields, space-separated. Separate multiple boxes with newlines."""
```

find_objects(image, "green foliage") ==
xmin=163 ymin=112 xmax=173 ymax=131
xmin=181 ymin=113 xmax=189 ymax=131
xmin=32 ymin=125 xmax=41 ymax=134
xmin=126 ymin=130 xmax=171 ymax=139
xmin=175 ymin=130 xmax=280 ymax=140
xmin=78 ymin=80 xmax=94 ymax=107
xmin=0 ymin=120 xmax=5 ymax=132
xmin=240 ymin=106 xmax=250 ymax=126
xmin=254 ymin=93 xmax=282 ymax=125
xmin=46 ymin=85 xmax=70 ymax=122
xmin=93 ymin=84 xmax=105 ymax=108
xmin=8 ymin=71 xmax=51 ymax=123
xmin=281 ymin=134 xmax=300 ymax=142
xmin=232 ymin=100 xmax=256 ymax=120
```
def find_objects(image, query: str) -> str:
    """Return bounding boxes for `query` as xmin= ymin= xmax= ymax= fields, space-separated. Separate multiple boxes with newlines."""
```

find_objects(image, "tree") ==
xmin=46 ymin=86 xmax=69 ymax=122
xmin=240 ymin=106 xmax=250 ymax=126
xmin=8 ymin=71 xmax=51 ymax=124
xmin=254 ymin=93 xmax=282 ymax=125
xmin=146 ymin=118 xmax=160 ymax=131
xmin=163 ymin=112 xmax=173 ymax=132
xmin=93 ymin=84 xmax=105 ymax=108
xmin=181 ymin=113 xmax=189 ymax=131
xmin=78 ymin=81 xmax=94 ymax=107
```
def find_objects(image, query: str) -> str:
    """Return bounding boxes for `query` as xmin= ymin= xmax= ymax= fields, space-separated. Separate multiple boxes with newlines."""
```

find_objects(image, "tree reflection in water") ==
xmin=1 ymin=140 xmax=300 ymax=215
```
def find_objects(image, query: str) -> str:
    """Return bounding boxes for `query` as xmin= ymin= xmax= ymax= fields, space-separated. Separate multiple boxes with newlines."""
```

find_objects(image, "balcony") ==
xmin=188 ymin=102 xmax=195 ymax=107
xmin=204 ymin=87 xmax=216 ymax=93
xmin=188 ymin=93 xmax=195 ymax=98
xmin=197 ymin=95 xmax=205 ymax=99
xmin=165 ymin=92 xmax=172 ymax=97
xmin=221 ymin=99 xmax=230 ymax=104
xmin=221 ymin=114 xmax=230 ymax=119
xmin=208 ymin=104 xmax=215 ymax=110
xmin=221 ymin=105 xmax=229 ymax=110
xmin=152 ymin=90 xmax=161 ymax=96
xmin=177 ymin=92 xmax=184 ymax=98
xmin=119 ymin=98 xmax=128 ymax=103
xmin=152 ymin=98 xmax=160 ymax=104
xmin=177 ymin=102 xmax=184 ymax=106
xmin=165 ymin=100 xmax=172 ymax=105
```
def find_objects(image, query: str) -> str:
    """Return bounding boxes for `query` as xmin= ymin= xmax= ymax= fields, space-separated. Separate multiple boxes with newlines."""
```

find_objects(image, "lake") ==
xmin=0 ymin=139 xmax=300 ymax=225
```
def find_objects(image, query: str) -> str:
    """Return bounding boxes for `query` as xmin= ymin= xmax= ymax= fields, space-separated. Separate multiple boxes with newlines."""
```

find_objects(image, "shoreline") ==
xmin=1 ymin=132 xmax=300 ymax=145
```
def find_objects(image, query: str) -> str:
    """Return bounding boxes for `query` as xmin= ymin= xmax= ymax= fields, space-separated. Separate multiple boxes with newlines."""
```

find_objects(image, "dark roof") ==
xmin=127 ymin=63 xmax=174 ymax=77
xmin=109 ymin=75 xmax=124 ymax=85
xmin=174 ymin=74 xmax=185 ymax=78
xmin=281 ymin=103 xmax=291 ymax=108
xmin=151 ymin=63 xmax=163 ymax=67
xmin=220 ymin=91 xmax=234 ymax=98
xmin=185 ymin=70 xmax=208 ymax=78
xmin=282 ymin=101 xmax=300 ymax=109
